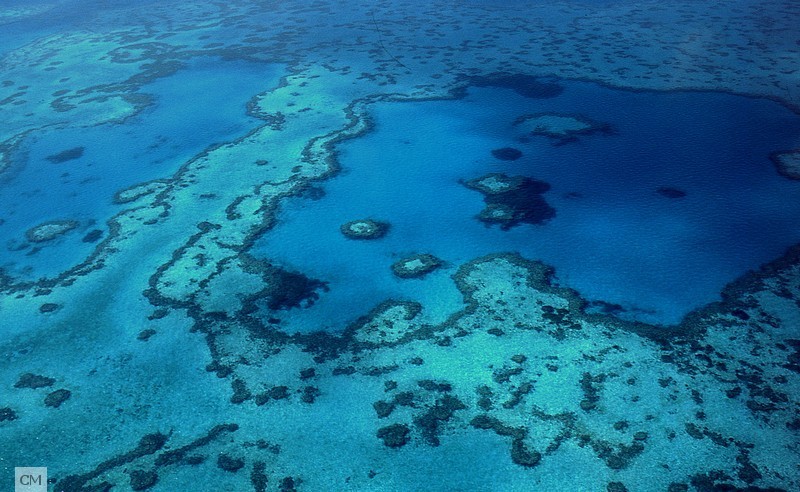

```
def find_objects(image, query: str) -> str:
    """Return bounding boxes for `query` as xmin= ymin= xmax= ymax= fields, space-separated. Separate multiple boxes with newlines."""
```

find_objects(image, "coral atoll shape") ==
xmin=340 ymin=219 xmax=390 ymax=240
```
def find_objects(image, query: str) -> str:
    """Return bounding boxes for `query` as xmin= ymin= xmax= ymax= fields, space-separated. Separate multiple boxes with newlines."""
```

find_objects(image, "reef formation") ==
xmin=0 ymin=0 xmax=799 ymax=491
xmin=463 ymin=173 xmax=555 ymax=229
xmin=340 ymin=219 xmax=390 ymax=240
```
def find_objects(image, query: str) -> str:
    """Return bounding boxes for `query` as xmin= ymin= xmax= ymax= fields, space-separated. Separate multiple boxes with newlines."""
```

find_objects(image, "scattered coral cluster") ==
xmin=1 ymin=0 xmax=799 ymax=490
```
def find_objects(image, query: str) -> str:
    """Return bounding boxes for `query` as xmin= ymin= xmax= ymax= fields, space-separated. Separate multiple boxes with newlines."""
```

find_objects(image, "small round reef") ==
xmin=25 ymin=220 xmax=79 ymax=243
xmin=340 ymin=219 xmax=390 ymax=240
xmin=391 ymin=253 xmax=443 ymax=279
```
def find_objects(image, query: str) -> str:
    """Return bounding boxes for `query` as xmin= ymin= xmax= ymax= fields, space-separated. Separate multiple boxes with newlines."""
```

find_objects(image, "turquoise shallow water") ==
xmin=256 ymin=80 xmax=800 ymax=330
xmin=0 ymin=57 xmax=282 ymax=280
xmin=3 ymin=1 xmax=800 ymax=489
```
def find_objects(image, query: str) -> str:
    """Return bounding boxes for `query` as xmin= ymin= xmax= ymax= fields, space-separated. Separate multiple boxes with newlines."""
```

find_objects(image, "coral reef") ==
xmin=14 ymin=373 xmax=55 ymax=389
xmin=129 ymin=470 xmax=158 ymax=491
xmin=513 ymin=112 xmax=614 ymax=144
xmin=376 ymin=424 xmax=410 ymax=448
xmin=463 ymin=173 xmax=555 ymax=229
xmin=44 ymin=389 xmax=71 ymax=408
xmin=2 ymin=0 xmax=800 ymax=490
xmin=340 ymin=219 xmax=390 ymax=240
xmin=24 ymin=220 xmax=79 ymax=242
xmin=0 ymin=407 xmax=18 ymax=422
xmin=390 ymin=253 xmax=442 ymax=279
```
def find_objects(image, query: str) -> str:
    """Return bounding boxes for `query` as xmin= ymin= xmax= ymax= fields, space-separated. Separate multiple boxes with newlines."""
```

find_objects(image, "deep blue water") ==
xmin=0 ymin=57 xmax=283 ymax=280
xmin=256 ymin=80 xmax=800 ymax=330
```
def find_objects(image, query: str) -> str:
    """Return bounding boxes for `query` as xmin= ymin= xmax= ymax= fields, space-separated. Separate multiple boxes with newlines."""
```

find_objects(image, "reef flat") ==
xmin=1 ymin=0 xmax=799 ymax=491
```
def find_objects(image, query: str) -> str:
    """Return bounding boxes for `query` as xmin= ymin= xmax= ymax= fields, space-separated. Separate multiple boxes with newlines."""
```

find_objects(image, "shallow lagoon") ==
xmin=257 ymin=79 xmax=800 ymax=329
xmin=0 ymin=57 xmax=282 ymax=280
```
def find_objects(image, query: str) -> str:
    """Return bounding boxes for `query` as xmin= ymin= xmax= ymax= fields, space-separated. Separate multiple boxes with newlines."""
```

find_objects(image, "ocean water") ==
xmin=2 ymin=1 xmax=800 ymax=491
xmin=0 ymin=57 xmax=282 ymax=279
xmin=256 ymin=80 xmax=800 ymax=329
